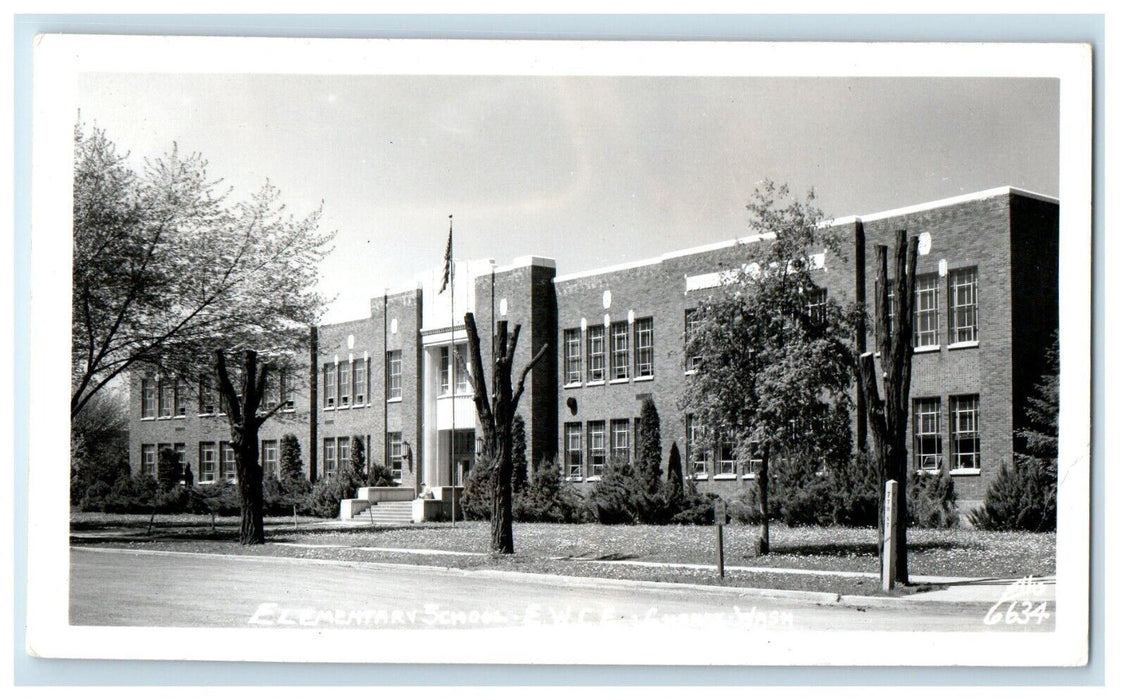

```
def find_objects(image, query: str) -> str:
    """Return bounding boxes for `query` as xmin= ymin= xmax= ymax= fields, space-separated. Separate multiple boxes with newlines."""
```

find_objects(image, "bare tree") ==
xmin=462 ymin=313 xmax=549 ymax=554
xmin=214 ymin=349 xmax=289 ymax=545
xmin=856 ymin=230 xmax=919 ymax=584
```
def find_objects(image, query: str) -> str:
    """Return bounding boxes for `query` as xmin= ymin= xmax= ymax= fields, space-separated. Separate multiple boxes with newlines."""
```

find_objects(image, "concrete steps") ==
xmin=366 ymin=502 xmax=414 ymax=525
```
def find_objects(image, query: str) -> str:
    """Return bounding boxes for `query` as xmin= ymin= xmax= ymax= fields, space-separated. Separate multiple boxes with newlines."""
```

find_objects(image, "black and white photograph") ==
xmin=25 ymin=36 xmax=1092 ymax=666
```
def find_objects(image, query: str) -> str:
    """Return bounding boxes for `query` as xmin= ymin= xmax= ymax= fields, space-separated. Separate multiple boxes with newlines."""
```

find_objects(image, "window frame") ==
xmin=949 ymin=394 xmax=981 ymax=471
xmin=323 ymin=364 xmax=336 ymax=408
xmin=323 ymin=438 xmax=337 ymax=478
xmin=387 ymin=350 xmax=403 ymax=400
xmin=564 ymin=328 xmax=583 ymax=385
xmin=261 ymin=439 xmax=279 ymax=478
xmin=199 ymin=442 xmax=217 ymax=482
xmin=610 ymin=418 xmax=631 ymax=467
xmin=564 ymin=422 xmax=584 ymax=479
xmin=914 ymin=273 xmax=941 ymax=349
xmin=337 ymin=361 xmax=351 ymax=407
xmin=586 ymin=421 xmax=606 ymax=478
xmin=685 ymin=309 xmax=702 ymax=372
xmin=634 ymin=317 xmax=654 ymax=378
xmin=610 ymin=321 xmax=630 ymax=381
xmin=220 ymin=441 xmax=237 ymax=483
xmin=686 ymin=416 xmax=711 ymax=477
xmin=141 ymin=444 xmax=157 ymax=477
xmin=141 ymin=377 xmax=156 ymax=419
xmin=586 ymin=325 xmax=606 ymax=383
xmin=948 ymin=266 xmax=979 ymax=345
xmin=386 ymin=432 xmax=404 ymax=480
xmin=913 ymin=397 xmax=944 ymax=472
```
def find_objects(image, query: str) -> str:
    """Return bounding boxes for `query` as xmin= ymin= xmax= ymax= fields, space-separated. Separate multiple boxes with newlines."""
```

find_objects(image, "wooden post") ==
xmin=881 ymin=479 xmax=899 ymax=591
xmin=715 ymin=500 xmax=726 ymax=578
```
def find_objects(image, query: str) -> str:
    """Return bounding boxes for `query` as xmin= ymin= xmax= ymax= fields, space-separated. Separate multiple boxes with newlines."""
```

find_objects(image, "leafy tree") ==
xmin=278 ymin=433 xmax=305 ymax=483
xmin=511 ymin=414 xmax=529 ymax=493
xmin=350 ymin=436 xmax=367 ymax=481
xmin=680 ymin=181 xmax=855 ymax=554
xmin=71 ymin=123 xmax=332 ymax=419
xmin=1015 ymin=331 xmax=1059 ymax=475
xmin=70 ymin=386 xmax=129 ymax=503
xmin=463 ymin=313 xmax=549 ymax=554
xmin=635 ymin=397 xmax=663 ymax=496
xmin=156 ymin=447 xmax=183 ymax=491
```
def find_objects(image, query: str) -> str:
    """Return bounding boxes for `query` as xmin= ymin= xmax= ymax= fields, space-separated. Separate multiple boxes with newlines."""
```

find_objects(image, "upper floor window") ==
xmin=439 ymin=346 xmax=452 ymax=395
xmin=564 ymin=329 xmax=583 ymax=385
xmin=455 ymin=343 xmax=471 ymax=394
xmin=198 ymin=376 xmax=217 ymax=414
xmin=587 ymin=325 xmax=606 ymax=383
xmin=353 ymin=359 xmax=367 ymax=405
xmin=387 ymin=351 xmax=402 ymax=400
xmin=281 ymin=371 xmax=296 ymax=410
xmin=323 ymin=364 xmax=336 ymax=408
xmin=914 ymin=273 xmax=941 ymax=348
xmin=685 ymin=310 xmax=702 ymax=372
xmin=948 ymin=267 xmax=979 ymax=344
xmin=141 ymin=378 xmax=156 ymax=419
xmin=174 ymin=380 xmax=189 ymax=417
xmin=337 ymin=362 xmax=351 ymax=407
xmin=159 ymin=380 xmax=175 ymax=418
xmin=634 ymin=318 xmax=654 ymax=378
xmin=913 ymin=397 xmax=943 ymax=471
xmin=804 ymin=287 xmax=828 ymax=325
xmin=610 ymin=322 xmax=630 ymax=381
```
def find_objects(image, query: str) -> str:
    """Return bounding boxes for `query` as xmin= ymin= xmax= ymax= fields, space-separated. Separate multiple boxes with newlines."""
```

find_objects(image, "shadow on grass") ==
xmin=758 ymin=540 xmax=972 ymax=557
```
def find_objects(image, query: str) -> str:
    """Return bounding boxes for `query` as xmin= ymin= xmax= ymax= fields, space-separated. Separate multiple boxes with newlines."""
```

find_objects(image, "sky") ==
xmin=78 ymin=74 xmax=1059 ymax=324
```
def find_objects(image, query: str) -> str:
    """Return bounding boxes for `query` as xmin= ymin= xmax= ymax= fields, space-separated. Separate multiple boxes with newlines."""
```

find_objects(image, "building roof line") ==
xmin=554 ymin=185 xmax=1057 ymax=284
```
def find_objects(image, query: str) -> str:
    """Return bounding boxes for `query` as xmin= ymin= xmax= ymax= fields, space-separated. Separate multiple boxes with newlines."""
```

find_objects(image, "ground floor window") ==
xmin=220 ymin=442 xmax=237 ymax=483
xmin=200 ymin=442 xmax=216 ymax=482
xmin=386 ymin=432 xmax=403 ymax=480
xmin=686 ymin=416 xmax=710 ymax=476
xmin=587 ymin=421 xmax=606 ymax=478
xmin=913 ymin=397 xmax=943 ymax=471
xmin=261 ymin=440 xmax=278 ymax=477
xmin=717 ymin=432 xmax=737 ymax=475
xmin=337 ymin=436 xmax=352 ymax=472
xmin=323 ymin=438 xmax=337 ymax=478
xmin=611 ymin=419 xmax=631 ymax=467
xmin=141 ymin=444 xmax=156 ymax=477
xmin=564 ymin=422 xmax=583 ymax=479
xmin=950 ymin=394 xmax=980 ymax=470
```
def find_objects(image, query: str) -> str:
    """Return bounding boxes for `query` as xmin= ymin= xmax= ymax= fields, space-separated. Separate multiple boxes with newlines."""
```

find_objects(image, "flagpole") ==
xmin=449 ymin=214 xmax=456 ymax=527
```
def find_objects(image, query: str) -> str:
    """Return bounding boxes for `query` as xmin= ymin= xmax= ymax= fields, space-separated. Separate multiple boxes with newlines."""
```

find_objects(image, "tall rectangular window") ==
xmin=220 ymin=442 xmax=237 ymax=482
xmin=455 ymin=343 xmax=470 ymax=394
xmin=159 ymin=380 xmax=175 ymax=418
xmin=386 ymin=432 xmax=403 ymax=480
xmin=685 ymin=310 xmax=702 ymax=371
xmin=805 ymin=287 xmax=828 ymax=325
xmin=323 ymin=364 xmax=336 ymax=408
xmin=353 ymin=359 xmax=367 ymax=404
xmin=261 ymin=440 xmax=279 ymax=477
xmin=564 ymin=329 xmax=583 ymax=385
xmin=686 ymin=416 xmax=710 ymax=476
xmin=587 ymin=325 xmax=605 ymax=382
xmin=338 ymin=362 xmax=351 ymax=407
xmin=717 ymin=431 xmax=737 ymax=475
xmin=198 ymin=376 xmax=216 ymax=414
xmin=323 ymin=438 xmax=337 ymax=478
xmin=586 ymin=421 xmax=606 ymax=478
xmin=281 ymin=371 xmax=296 ymax=410
xmin=141 ymin=444 xmax=156 ymax=477
xmin=263 ymin=374 xmax=280 ymax=411
xmin=337 ymin=436 xmax=351 ymax=471
xmin=564 ymin=423 xmax=583 ymax=479
xmin=174 ymin=380 xmax=189 ymax=416
xmin=199 ymin=442 xmax=216 ymax=481
xmin=634 ymin=318 xmax=653 ymax=378
xmin=387 ymin=351 xmax=402 ymax=400
xmin=439 ymin=347 xmax=451 ymax=395
xmin=610 ymin=322 xmax=630 ymax=380
xmin=950 ymin=395 xmax=981 ymax=470
xmin=913 ymin=397 xmax=943 ymax=471
xmin=611 ymin=419 xmax=631 ymax=467
xmin=914 ymin=273 xmax=941 ymax=348
xmin=173 ymin=443 xmax=186 ymax=476
xmin=141 ymin=378 xmax=156 ymax=418
xmin=746 ymin=440 xmax=764 ymax=476
xmin=948 ymin=267 xmax=979 ymax=344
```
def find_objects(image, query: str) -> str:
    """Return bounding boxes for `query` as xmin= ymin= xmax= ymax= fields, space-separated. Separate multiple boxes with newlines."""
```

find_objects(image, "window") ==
xmin=586 ymin=421 xmax=606 ymax=478
xmin=586 ymin=326 xmax=605 ymax=382
xmin=686 ymin=416 xmax=710 ymax=476
xmin=805 ymin=287 xmax=828 ymax=325
xmin=746 ymin=440 xmax=764 ymax=476
xmin=717 ymin=431 xmax=737 ymax=475
xmin=564 ymin=329 xmax=582 ymax=385
xmin=323 ymin=438 xmax=337 ymax=478
xmin=263 ymin=374 xmax=280 ymax=411
xmin=948 ymin=267 xmax=979 ymax=344
xmin=914 ymin=273 xmax=941 ymax=348
xmin=353 ymin=360 xmax=366 ymax=405
xmin=220 ymin=442 xmax=237 ymax=483
xmin=261 ymin=440 xmax=279 ymax=477
xmin=634 ymin=318 xmax=653 ymax=378
xmin=338 ymin=362 xmax=351 ymax=407
xmin=949 ymin=395 xmax=980 ymax=470
xmin=564 ymin=423 xmax=583 ymax=479
xmin=610 ymin=322 xmax=630 ymax=380
xmin=175 ymin=380 xmax=189 ymax=416
xmin=200 ymin=442 xmax=216 ymax=481
xmin=198 ymin=377 xmax=217 ymax=414
xmin=141 ymin=378 xmax=156 ymax=418
xmin=323 ymin=364 xmax=336 ymax=408
xmin=611 ymin=419 xmax=631 ymax=467
xmin=439 ymin=346 xmax=451 ymax=395
xmin=386 ymin=432 xmax=403 ymax=480
xmin=281 ymin=371 xmax=296 ymax=410
xmin=159 ymin=380 xmax=174 ymax=418
xmin=914 ymin=397 xmax=943 ymax=471
xmin=173 ymin=443 xmax=186 ymax=472
xmin=387 ymin=350 xmax=402 ymax=400
xmin=685 ymin=310 xmax=702 ymax=371
xmin=455 ymin=343 xmax=470 ymax=394
xmin=141 ymin=444 xmax=156 ymax=477
xmin=337 ymin=436 xmax=352 ymax=471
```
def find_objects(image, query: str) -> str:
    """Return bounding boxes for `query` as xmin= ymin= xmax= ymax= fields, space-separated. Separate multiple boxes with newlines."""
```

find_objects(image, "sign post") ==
xmin=714 ymin=500 xmax=727 ymax=579
xmin=881 ymin=479 xmax=899 ymax=592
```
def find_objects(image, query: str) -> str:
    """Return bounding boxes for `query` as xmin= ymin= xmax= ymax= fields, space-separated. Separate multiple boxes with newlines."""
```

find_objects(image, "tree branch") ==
xmin=511 ymin=342 xmax=550 ymax=410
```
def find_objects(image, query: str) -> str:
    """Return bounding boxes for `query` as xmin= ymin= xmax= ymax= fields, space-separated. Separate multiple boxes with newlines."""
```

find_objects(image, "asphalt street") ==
xmin=69 ymin=546 xmax=1046 ymax=633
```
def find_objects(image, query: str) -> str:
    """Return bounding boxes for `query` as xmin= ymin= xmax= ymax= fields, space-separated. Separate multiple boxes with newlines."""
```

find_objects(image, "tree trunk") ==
xmin=490 ymin=423 xmax=515 ymax=554
xmin=237 ymin=440 xmax=265 ymax=545
xmin=756 ymin=447 xmax=770 ymax=556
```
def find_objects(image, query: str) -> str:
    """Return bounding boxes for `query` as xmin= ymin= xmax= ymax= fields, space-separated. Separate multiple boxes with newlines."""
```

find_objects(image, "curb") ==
xmin=73 ymin=545 xmax=978 ymax=609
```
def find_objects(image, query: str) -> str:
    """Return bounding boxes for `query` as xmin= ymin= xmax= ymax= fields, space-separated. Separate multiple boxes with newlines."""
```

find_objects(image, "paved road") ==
xmin=69 ymin=547 xmax=1045 ymax=633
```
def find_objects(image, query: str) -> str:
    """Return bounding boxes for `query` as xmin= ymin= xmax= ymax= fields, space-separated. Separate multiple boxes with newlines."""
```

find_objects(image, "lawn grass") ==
xmin=71 ymin=514 xmax=1054 ymax=587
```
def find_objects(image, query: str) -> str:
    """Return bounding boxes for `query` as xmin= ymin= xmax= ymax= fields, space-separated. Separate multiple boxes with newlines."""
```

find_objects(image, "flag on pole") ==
xmin=438 ymin=217 xmax=453 ymax=294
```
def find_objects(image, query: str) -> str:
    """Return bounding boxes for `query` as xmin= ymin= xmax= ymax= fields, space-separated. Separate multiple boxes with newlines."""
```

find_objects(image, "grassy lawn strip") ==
xmin=71 ymin=515 xmax=1054 ymax=581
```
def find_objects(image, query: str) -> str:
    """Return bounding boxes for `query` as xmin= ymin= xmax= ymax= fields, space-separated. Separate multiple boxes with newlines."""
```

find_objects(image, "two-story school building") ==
xmin=127 ymin=186 xmax=1058 ymax=514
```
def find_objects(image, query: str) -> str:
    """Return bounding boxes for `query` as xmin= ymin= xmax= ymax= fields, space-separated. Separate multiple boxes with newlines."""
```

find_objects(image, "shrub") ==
xmin=100 ymin=473 xmax=160 ymax=513
xmin=825 ymin=452 xmax=881 ymax=527
xmin=189 ymin=482 xmax=241 ymax=516
xmin=366 ymin=460 xmax=397 ymax=487
xmin=459 ymin=455 xmax=495 ymax=521
xmin=513 ymin=459 xmax=589 ymax=523
xmin=303 ymin=469 xmax=365 ymax=519
xmin=349 ymin=436 xmax=367 ymax=481
xmin=278 ymin=434 xmax=305 ymax=482
xmin=908 ymin=468 xmax=959 ymax=528
xmin=770 ymin=452 xmax=836 ymax=526
xmin=512 ymin=414 xmax=529 ymax=493
xmin=669 ymin=476 xmax=717 ymax=525
xmin=727 ymin=486 xmax=762 ymax=525
xmin=969 ymin=459 xmax=1056 ymax=532
xmin=157 ymin=447 xmax=182 ymax=492
xmin=589 ymin=461 xmax=636 ymax=525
